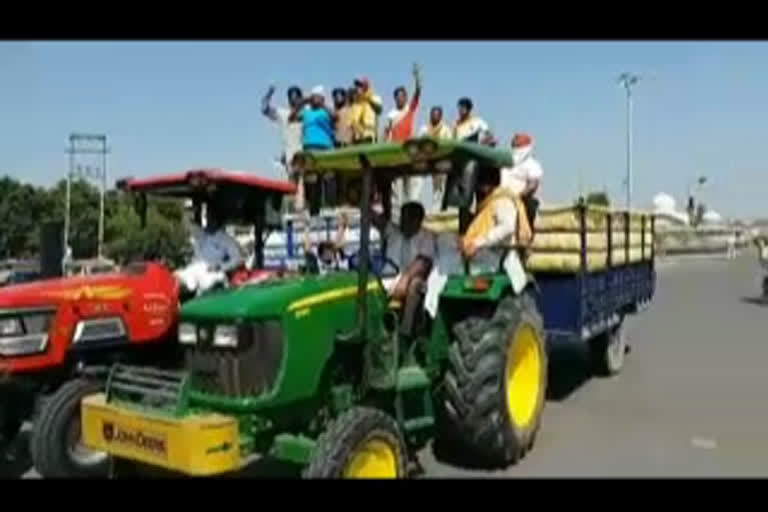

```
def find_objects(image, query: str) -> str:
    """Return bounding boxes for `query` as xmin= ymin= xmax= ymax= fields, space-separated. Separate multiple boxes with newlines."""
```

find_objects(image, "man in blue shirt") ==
xmin=291 ymin=86 xmax=337 ymax=215
xmin=290 ymin=85 xmax=336 ymax=150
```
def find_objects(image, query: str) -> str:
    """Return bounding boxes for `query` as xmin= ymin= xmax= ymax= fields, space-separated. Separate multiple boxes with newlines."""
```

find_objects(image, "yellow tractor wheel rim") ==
xmin=505 ymin=324 xmax=542 ymax=429
xmin=343 ymin=438 xmax=399 ymax=479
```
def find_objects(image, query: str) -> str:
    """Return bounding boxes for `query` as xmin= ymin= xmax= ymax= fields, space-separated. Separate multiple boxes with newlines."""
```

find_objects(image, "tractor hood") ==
xmin=0 ymin=273 xmax=136 ymax=309
xmin=180 ymin=272 xmax=362 ymax=322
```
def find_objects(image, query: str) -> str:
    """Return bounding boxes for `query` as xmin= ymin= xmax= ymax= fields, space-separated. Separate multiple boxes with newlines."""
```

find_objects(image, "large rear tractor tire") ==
xmin=0 ymin=403 xmax=23 ymax=449
xmin=589 ymin=323 xmax=627 ymax=377
xmin=31 ymin=379 xmax=109 ymax=479
xmin=304 ymin=407 xmax=408 ymax=479
xmin=441 ymin=292 xmax=548 ymax=468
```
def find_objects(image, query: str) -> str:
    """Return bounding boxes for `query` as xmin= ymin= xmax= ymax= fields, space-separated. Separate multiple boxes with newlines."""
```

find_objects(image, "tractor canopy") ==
xmin=117 ymin=168 xmax=297 ymax=230
xmin=295 ymin=137 xmax=512 ymax=213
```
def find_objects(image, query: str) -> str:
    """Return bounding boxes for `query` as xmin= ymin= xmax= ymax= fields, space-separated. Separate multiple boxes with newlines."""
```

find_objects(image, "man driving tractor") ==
xmin=175 ymin=204 xmax=244 ymax=296
xmin=373 ymin=201 xmax=437 ymax=335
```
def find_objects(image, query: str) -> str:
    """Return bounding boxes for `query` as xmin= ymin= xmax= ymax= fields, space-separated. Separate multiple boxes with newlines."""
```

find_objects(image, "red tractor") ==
xmin=0 ymin=169 xmax=295 ymax=478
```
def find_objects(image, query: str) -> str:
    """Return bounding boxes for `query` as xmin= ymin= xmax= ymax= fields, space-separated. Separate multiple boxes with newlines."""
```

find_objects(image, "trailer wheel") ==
xmin=589 ymin=323 xmax=627 ymax=377
xmin=441 ymin=292 xmax=547 ymax=467
xmin=762 ymin=276 xmax=768 ymax=298
xmin=304 ymin=407 xmax=408 ymax=479
xmin=31 ymin=378 xmax=109 ymax=479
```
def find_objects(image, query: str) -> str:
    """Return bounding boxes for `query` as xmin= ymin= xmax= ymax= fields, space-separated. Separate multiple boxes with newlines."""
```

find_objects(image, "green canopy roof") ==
xmin=297 ymin=137 xmax=513 ymax=176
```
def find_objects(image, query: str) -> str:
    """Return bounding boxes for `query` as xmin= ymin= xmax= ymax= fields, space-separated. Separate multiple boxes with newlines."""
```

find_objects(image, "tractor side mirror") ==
xmin=443 ymin=159 xmax=478 ymax=210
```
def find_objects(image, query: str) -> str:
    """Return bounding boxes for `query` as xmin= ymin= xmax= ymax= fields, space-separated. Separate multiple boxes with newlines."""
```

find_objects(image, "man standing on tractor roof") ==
xmin=385 ymin=63 xmax=424 ymax=217
xmin=175 ymin=205 xmax=245 ymax=297
xmin=332 ymin=88 xmax=353 ymax=147
xmin=501 ymin=132 xmax=543 ymax=227
xmin=290 ymin=86 xmax=337 ymax=215
xmin=349 ymin=77 xmax=383 ymax=145
xmin=419 ymin=105 xmax=453 ymax=212
xmin=262 ymin=85 xmax=306 ymax=211
xmin=453 ymin=97 xmax=495 ymax=145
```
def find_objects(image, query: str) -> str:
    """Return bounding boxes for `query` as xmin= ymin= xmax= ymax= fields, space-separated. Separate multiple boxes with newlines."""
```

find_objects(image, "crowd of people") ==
xmin=261 ymin=64 xmax=505 ymax=213
xmin=173 ymin=65 xmax=546 ymax=303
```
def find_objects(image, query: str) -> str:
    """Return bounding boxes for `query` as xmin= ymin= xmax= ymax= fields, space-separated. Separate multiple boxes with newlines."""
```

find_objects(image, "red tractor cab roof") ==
xmin=116 ymin=169 xmax=296 ymax=231
xmin=116 ymin=168 xmax=296 ymax=197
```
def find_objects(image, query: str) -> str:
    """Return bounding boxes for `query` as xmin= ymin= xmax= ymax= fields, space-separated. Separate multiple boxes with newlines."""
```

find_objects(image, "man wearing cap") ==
xmin=350 ymin=77 xmax=383 ymax=144
xmin=290 ymin=85 xmax=336 ymax=151
xmin=291 ymin=86 xmax=337 ymax=215
xmin=501 ymin=133 xmax=543 ymax=225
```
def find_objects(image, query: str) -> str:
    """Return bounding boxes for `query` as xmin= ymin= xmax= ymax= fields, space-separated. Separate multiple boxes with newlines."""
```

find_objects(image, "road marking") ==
xmin=690 ymin=436 xmax=718 ymax=450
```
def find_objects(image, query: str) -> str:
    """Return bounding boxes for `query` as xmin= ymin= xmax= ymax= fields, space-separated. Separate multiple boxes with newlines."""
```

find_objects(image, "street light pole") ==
xmin=618 ymin=72 xmax=639 ymax=210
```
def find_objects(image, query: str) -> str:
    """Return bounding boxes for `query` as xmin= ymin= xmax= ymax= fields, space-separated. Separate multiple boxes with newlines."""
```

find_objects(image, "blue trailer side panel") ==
xmin=533 ymin=205 xmax=656 ymax=345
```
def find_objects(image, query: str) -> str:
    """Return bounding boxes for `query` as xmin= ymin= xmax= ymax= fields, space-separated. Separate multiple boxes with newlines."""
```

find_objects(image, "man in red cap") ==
xmin=501 ymin=132 xmax=543 ymax=225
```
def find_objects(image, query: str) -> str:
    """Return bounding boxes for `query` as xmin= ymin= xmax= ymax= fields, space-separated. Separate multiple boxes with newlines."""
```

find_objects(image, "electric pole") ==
xmin=65 ymin=133 xmax=109 ymax=260
xmin=618 ymin=72 xmax=639 ymax=210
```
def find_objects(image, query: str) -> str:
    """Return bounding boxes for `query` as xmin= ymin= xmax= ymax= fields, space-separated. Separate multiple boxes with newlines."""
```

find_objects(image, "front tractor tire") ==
xmin=31 ymin=378 xmax=109 ymax=479
xmin=304 ymin=407 xmax=408 ymax=479
xmin=441 ymin=293 xmax=548 ymax=468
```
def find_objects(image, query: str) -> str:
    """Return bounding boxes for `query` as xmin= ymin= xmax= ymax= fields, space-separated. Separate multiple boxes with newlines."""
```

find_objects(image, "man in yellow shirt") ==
xmin=349 ymin=76 xmax=383 ymax=144
xmin=419 ymin=105 xmax=453 ymax=211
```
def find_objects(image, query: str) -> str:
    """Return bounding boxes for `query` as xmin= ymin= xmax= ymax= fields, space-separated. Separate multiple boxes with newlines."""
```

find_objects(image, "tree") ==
xmin=584 ymin=191 xmax=610 ymax=207
xmin=104 ymin=195 xmax=191 ymax=268
xmin=0 ymin=176 xmax=55 ymax=259
xmin=0 ymin=174 xmax=189 ymax=267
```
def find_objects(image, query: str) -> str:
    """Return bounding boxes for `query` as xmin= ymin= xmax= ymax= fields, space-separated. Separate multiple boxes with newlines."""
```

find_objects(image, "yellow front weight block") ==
xmin=81 ymin=393 xmax=240 ymax=477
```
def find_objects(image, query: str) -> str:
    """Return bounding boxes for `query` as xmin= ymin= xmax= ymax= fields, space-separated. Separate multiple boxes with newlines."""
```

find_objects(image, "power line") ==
xmin=65 ymin=133 xmax=110 ymax=260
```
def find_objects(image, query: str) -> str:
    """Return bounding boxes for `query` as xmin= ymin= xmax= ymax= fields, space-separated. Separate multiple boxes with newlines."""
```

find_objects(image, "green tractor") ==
xmin=80 ymin=138 xmax=548 ymax=478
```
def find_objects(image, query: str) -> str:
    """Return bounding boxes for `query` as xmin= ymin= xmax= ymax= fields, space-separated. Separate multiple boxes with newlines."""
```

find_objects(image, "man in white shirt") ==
xmin=175 ymin=207 xmax=244 ymax=297
xmin=501 ymin=132 xmax=543 ymax=226
xmin=376 ymin=201 xmax=436 ymax=336
xmin=262 ymin=85 xmax=306 ymax=211
xmin=462 ymin=170 xmax=520 ymax=275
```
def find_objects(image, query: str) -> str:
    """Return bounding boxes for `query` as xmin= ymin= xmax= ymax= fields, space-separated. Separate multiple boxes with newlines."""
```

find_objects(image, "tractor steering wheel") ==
xmin=348 ymin=250 xmax=399 ymax=277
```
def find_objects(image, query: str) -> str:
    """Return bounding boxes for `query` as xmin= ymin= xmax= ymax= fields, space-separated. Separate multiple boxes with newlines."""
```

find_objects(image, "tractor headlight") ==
xmin=213 ymin=325 xmax=238 ymax=348
xmin=178 ymin=323 xmax=198 ymax=345
xmin=0 ymin=334 xmax=48 ymax=356
xmin=0 ymin=318 xmax=22 ymax=337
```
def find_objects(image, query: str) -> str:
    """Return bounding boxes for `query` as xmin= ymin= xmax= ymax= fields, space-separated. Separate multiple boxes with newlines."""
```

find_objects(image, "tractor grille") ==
xmin=184 ymin=320 xmax=283 ymax=398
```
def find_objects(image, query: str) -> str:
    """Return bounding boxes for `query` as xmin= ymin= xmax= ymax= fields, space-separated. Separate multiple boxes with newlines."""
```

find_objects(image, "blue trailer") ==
xmin=533 ymin=203 xmax=656 ymax=375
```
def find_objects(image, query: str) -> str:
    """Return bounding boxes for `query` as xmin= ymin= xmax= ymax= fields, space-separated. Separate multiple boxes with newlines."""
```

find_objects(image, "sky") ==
xmin=2 ymin=41 xmax=767 ymax=218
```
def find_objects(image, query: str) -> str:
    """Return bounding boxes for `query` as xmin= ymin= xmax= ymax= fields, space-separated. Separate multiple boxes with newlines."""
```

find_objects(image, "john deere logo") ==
xmin=103 ymin=422 xmax=115 ymax=442
xmin=101 ymin=421 xmax=167 ymax=458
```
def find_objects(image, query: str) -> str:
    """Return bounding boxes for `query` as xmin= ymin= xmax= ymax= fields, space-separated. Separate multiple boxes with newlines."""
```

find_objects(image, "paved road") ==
xmin=9 ymin=254 xmax=768 ymax=478
xmin=422 ymin=254 xmax=768 ymax=477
